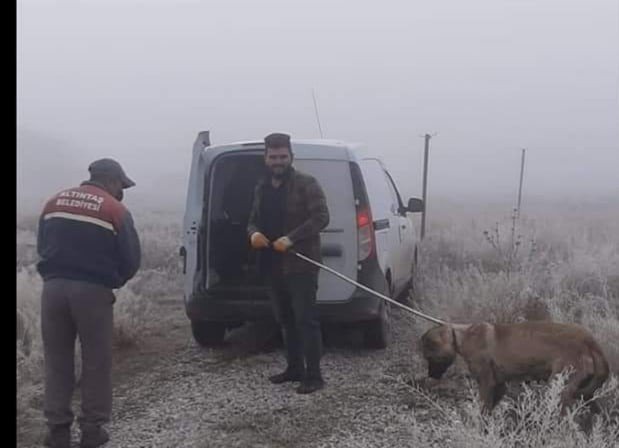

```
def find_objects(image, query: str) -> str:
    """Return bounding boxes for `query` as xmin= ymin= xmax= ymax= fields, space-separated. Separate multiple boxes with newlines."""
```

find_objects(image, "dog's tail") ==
xmin=577 ymin=339 xmax=610 ymax=400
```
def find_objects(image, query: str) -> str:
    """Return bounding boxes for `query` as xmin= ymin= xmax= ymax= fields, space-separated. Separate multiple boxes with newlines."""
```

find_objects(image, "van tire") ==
xmin=363 ymin=280 xmax=392 ymax=349
xmin=191 ymin=320 xmax=226 ymax=347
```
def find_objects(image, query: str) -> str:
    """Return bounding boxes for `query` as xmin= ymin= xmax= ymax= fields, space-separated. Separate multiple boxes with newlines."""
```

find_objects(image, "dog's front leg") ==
xmin=473 ymin=361 xmax=502 ymax=414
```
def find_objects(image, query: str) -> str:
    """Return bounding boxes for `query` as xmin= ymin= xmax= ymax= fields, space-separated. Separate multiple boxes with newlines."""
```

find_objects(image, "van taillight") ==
xmin=350 ymin=162 xmax=376 ymax=262
xmin=357 ymin=207 xmax=374 ymax=261
xmin=357 ymin=210 xmax=370 ymax=228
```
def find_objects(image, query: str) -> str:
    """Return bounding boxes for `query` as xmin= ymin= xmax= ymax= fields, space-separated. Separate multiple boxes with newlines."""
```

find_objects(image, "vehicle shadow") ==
xmin=207 ymin=321 xmax=372 ymax=361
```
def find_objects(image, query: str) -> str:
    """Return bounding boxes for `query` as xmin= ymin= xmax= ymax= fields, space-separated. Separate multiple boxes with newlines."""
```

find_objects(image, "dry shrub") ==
xmin=16 ymin=267 xmax=45 ymax=444
xmin=16 ymin=228 xmax=38 ymax=269
xmin=415 ymin=206 xmax=619 ymax=374
xmin=405 ymin=372 xmax=619 ymax=447
xmin=133 ymin=210 xmax=183 ymax=272
xmin=113 ymin=283 xmax=156 ymax=349
xmin=16 ymin=212 xmax=175 ymax=443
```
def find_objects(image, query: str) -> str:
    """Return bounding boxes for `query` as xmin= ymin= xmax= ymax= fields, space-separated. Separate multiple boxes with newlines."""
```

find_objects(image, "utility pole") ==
xmin=420 ymin=133 xmax=432 ymax=240
xmin=516 ymin=148 xmax=526 ymax=218
xmin=311 ymin=88 xmax=324 ymax=138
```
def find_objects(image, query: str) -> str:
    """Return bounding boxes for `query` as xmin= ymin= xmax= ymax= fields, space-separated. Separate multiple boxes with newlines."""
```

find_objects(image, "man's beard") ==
xmin=115 ymin=190 xmax=124 ymax=201
xmin=270 ymin=165 xmax=291 ymax=180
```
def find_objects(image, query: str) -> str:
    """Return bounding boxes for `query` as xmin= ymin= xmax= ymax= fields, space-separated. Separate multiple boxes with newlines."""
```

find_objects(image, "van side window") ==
xmin=383 ymin=171 xmax=405 ymax=214
xmin=359 ymin=159 xmax=396 ymax=218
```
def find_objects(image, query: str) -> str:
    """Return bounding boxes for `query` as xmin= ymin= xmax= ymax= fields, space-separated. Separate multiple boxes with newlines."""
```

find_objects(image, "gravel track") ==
xmin=21 ymin=301 xmax=466 ymax=448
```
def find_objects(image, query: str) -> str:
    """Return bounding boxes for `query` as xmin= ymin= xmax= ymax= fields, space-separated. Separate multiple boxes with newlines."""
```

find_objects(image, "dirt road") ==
xmin=92 ymin=301 xmax=457 ymax=448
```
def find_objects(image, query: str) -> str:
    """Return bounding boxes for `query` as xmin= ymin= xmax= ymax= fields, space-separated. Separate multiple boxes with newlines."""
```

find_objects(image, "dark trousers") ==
xmin=41 ymin=278 xmax=114 ymax=428
xmin=269 ymin=272 xmax=323 ymax=379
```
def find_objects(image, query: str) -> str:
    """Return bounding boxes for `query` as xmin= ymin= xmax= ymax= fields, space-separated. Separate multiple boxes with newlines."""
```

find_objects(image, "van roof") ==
xmin=204 ymin=139 xmax=368 ymax=161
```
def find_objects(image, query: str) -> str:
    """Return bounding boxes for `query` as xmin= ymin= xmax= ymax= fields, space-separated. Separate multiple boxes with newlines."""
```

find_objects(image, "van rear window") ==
xmin=294 ymin=159 xmax=354 ymax=214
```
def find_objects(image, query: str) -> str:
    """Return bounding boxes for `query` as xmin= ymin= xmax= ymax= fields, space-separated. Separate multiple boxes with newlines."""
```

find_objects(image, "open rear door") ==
xmin=181 ymin=131 xmax=210 ymax=302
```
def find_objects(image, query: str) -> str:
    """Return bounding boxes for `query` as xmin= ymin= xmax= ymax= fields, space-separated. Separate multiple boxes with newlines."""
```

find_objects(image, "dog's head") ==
xmin=420 ymin=325 xmax=457 ymax=379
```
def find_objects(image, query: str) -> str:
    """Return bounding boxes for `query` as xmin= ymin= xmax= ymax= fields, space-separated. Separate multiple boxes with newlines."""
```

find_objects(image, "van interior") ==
xmin=206 ymin=153 xmax=266 ymax=288
xmin=205 ymin=152 xmax=359 ymax=302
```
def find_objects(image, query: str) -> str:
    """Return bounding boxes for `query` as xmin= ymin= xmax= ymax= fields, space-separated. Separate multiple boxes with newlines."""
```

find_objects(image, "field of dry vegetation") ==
xmin=16 ymin=210 xmax=184 ymax=445
xmin=16 ymin=200 xmax=619 ymax=447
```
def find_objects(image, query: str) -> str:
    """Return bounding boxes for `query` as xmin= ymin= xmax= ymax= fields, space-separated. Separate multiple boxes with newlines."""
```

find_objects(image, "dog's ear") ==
xmin=421 ymin=325 xmax=444 ymax=351
xmin=422 ymin=325 xmax=455 ymax=356
xmin=439 ymin=325 xmax=453 ymax=343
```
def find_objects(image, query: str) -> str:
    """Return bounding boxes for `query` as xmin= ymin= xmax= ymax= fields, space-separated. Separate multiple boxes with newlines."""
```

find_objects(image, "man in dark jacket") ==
xmin=247 ymin=133 xmax=330 ymax=394
xmin=36 ymin=158 xmax=141 ymax=448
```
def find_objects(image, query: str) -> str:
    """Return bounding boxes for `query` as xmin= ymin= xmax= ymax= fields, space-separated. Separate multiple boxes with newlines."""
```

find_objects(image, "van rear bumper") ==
xmin=186 ymin=255 xmax=389 ymax=324
xmin=184 ymin=287 xmax=383 ymax=324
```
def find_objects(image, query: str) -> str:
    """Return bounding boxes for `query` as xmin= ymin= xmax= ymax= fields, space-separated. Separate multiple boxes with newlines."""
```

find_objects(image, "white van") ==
xmin=180 ymin=131 xmax=424 ymax=349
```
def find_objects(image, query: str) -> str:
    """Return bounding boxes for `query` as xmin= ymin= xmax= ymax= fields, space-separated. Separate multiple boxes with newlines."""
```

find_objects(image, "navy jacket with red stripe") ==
xmin=36 ymin=181 xmax=141 ymax=289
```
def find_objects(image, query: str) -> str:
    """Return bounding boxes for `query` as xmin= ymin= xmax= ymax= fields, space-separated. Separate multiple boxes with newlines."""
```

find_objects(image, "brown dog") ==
xmin=420 ymin=321 xmax=609 ymax=413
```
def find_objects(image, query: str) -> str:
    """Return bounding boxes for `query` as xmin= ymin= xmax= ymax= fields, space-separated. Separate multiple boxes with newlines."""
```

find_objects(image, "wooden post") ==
xmin=420 ymin=134 xmax=431 ymax=239
xmin=516 ymin=148 xmax=526 ymax=218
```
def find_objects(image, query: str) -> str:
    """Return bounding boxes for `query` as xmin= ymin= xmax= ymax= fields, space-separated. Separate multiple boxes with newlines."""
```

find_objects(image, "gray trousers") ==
xmin=41 ymin=278 xmax=114 ymax=428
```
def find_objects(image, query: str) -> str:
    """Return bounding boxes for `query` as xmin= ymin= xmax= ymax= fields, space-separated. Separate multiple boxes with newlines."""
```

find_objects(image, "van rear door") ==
xmin=294 ymin=158 xmax=358 ymax=303
xmin=182 ymin=132 xmax=210 ymax=300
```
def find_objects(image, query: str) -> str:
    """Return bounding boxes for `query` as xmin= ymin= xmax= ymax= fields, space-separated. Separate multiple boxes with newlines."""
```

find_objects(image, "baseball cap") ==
xmin=88 ymin=158 xmax=136 ymax=189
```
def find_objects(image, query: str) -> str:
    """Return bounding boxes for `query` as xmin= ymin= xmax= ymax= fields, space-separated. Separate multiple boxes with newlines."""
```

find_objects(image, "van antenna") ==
xmin=311 ymin=88 xmax=324 ymax=138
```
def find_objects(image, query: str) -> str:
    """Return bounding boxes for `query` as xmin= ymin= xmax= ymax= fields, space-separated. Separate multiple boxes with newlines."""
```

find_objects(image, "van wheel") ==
xmin=363 ymin=281 xmax=392 ymax=349
xmin=191 ymin=320 xmax=226 ymax=347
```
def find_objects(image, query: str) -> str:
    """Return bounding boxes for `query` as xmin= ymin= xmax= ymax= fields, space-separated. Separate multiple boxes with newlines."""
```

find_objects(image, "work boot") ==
xmin=268 ymin=368 xmax=304 ymax=384
xmin=296 ymin=376 xmax=325 ymax=394
xmin=44 ymin=424 xmax=71 ymax=448
xmin=79 ymin=425 xmax=109 ymax=448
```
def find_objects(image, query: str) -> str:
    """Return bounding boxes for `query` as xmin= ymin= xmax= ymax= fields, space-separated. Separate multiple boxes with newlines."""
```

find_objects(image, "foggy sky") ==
xmin=17 ymin=0 xmax=619 ymax=213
